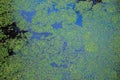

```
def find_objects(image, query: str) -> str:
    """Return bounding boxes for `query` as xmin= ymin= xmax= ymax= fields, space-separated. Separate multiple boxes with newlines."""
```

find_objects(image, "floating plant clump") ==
xmin=76 ymin=0 xmax=102 ymax=9
xmin=0 ymin=0 xmax=120 ymax=80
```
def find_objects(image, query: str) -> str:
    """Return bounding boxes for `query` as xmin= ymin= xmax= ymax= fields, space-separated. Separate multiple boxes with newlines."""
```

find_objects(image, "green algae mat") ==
xmin=0 ymin=0 xmax=120 ymax=80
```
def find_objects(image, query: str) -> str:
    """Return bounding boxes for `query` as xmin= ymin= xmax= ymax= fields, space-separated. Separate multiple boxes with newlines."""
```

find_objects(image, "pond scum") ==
xmin=0 ymin=0 xmax=120 ymax=80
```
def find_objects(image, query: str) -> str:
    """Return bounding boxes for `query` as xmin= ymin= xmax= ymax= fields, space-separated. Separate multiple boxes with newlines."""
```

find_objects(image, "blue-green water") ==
xmin=0 ymin=0 xmax=120 ymax=80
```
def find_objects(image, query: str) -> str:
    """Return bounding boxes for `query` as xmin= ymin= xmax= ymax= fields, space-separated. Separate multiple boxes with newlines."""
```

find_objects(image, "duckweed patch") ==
xmin=0 ymin=0 xmax=120 ymax=80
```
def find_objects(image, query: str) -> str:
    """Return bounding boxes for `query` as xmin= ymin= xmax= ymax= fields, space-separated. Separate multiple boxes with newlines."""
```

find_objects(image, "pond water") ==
xmin=0 ymin=0 xmax=120 ymax=80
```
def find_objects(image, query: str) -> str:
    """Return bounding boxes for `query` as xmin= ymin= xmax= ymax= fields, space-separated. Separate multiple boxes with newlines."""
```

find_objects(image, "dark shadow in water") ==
xmin=92 ymin=0 xmax=102 ymax=5
xmin=0 ymin=22 xmax=28 ymax=39
xmin=0 ymin=22 xmax=28 ymax=57
xmin=8 ymin=49 xmax=16 ymax=56
xmin=76 ymin=0 xmax=102 ymax=4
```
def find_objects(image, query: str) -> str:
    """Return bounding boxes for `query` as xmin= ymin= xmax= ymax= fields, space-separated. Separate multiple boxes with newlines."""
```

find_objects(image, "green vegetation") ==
xmin=0 ymin=0 xmax=120 ymax=80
